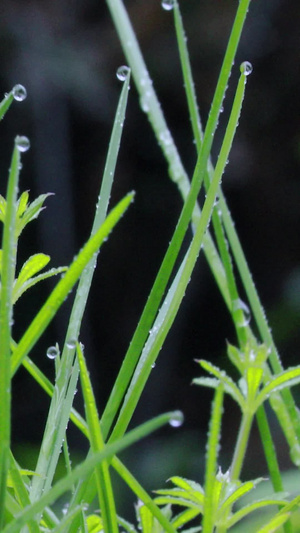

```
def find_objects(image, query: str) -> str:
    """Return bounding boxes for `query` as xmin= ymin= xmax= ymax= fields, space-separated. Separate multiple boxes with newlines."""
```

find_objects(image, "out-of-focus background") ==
xmin=2 ymin=0 xmax=300 ymax=517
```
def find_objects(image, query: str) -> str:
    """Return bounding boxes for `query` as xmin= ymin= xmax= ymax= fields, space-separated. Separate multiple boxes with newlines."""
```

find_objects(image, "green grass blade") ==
xmin=172 ymin=0 xmax=203 ymax=147
xmin=29 ymin=352 xmax=80 ymax=504
xmin=173 ymin=0 xmax=250 ymax=345
xmin=102 ymin=0 xmax=251 ymax=437
xmin=21 ymin=353 xmax=89 ymax=437
xmin=2 ymin=411 xmax=181 ymax=533
xmin=108 ymin=68 xmax=249 ymax=443
xmin=11 ymin=191 xmax=134 ymax=375
xmin=20 ymin=349 xmax=176 ymax=533
xmin=77 ymin=342 xmax=118 ymax=533
xmin=28 ymin=77 xmax=132 ymax=508
xmin=0 ymin=140 xmax=23 ymax=526
xmin=50 ymin=506 xmax=84 ymax=533
xmin=0 ymin=89 xmax=16 ymax=121
xmin=6 ymin=453 xmax=39 ymax=533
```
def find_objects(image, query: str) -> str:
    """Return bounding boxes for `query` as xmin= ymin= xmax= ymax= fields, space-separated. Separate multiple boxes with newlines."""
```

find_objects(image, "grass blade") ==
xmin=0 ymin=140 xmax=23 ymax=526
xmin=2 ymin=411 xmax=182 ymax=533
xmin=11 ymin=191 xmax=134 ymax=375
xmin=108 ymin=67 xmax=249 ymax=443
xmin=77 ymin=342 xmax=118 ymax=533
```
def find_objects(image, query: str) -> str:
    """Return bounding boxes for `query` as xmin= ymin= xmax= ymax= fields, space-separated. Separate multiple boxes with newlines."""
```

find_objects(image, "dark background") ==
xmin=2 ymin=0 xmax=300 ymax=515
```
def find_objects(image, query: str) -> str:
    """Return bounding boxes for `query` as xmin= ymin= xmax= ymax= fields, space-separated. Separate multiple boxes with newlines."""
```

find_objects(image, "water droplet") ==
xmin=15 ymin=136 xmax=30 ymax=152
xmin=12 ymin=84 xmax=27 ymax=102
xmin=47 ymin=345 xmax=59 ymax=359
xmin=151 ymin=363 xmax=156 ymax=369
xmin=162 ymin=0 xmax=174 ymax=11
xmin=240 ymin=61 xmax=253 ymax=76
xmin=66 ymin=338 xmax=76 ymax=349
xmin=169 ymin=411 xmax=184 ymax=427
xmin=116 ymin=65 xmax=130 ymax=81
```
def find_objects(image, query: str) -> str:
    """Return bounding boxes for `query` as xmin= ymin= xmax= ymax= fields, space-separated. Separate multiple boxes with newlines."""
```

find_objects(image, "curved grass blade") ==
xmin=2 ymin=411 xmax=182 ymax=533
xmin=29 ymin=73 xmax=132 ymax=508
xmin=18 ymin=351 xmax=177 ymax=533
xmin=11 ymin=191 xmax=134 ymax=376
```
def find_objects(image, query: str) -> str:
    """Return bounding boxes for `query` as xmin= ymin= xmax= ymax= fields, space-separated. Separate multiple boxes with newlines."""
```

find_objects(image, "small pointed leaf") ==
xmin=15 ymin=254 xmax=50 ymax=288
xmin=16 ymin=191 xmax=29 ymax=218
xmin=255 ymin=366 xmax=300 ymax=410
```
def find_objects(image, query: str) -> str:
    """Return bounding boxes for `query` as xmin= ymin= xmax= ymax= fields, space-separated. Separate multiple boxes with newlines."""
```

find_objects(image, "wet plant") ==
xmin=1 ymin=0 xmax=300 ymax=531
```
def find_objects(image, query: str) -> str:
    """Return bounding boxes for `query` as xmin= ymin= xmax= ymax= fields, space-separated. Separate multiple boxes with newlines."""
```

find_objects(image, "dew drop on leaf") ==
xmin=240 ymin=61 xmax=253 ymax=76
xmin=46 ymin=346 xmax=58 ymax=360
xmin=116 ymin=65 xmax=130 ymax=81
xmin=66 ymin=339 xmax=76 ymax=349
xmin=162 ymin=0 xmax=174 ymax=11
xmin=12 ymin=84 xmax=27 ymax=102
xmin=15 ymin=136 xmax=30 ymax=153
xmin=169 ymin=411 xmax=184 ymax=427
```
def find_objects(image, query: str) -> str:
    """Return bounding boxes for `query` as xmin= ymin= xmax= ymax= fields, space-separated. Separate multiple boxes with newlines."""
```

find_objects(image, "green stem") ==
xmin=230 ymin=411 xmax=253 ymax=481
xmin=0 ymin=141 xmax=21 ymax=526
xmin=202 ymin=385 xmax=224 ymax=533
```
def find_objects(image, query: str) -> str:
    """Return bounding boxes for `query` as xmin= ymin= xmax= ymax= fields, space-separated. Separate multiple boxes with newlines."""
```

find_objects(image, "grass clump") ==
xmin=0 ymin=0 xmax=300 ymax=531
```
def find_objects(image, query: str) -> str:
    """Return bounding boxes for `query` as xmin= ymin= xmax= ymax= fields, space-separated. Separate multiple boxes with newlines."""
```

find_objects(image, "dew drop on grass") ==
xmin=240 ymin=61 xmax=253 ymax=76
xmin=66 ymin=338 xmax=76 ymax=349
xmin=162 ymin=0 xmax=174 ymax=11
xmin=46 ymin=345 xmax=59 ymax=360
xmin=15 ymin=136 xmax=30 ymax=152
xmin=169 ymin=410 xmax=184 ymax=428
xmin=12 ymin=84 xmax=27 ymax=101
xmin=116 ymin=65 xmax=130 ymax=81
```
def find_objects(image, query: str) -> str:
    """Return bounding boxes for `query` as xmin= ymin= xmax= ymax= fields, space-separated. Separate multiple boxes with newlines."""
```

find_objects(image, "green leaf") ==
xmin=255 ymin=366 xmax=300 ymax=410
xmin=197 ymin=360 xmax=244 ymax=408
xmin=13 ymin=266 xmax=67 ymax=304
xmin=14 ymin=254 xmax=50 ymax=290
xmin=86 ymin=514 xmax=103 ymax=533
xmin=16 ymin=191 xmax=29 ymax=218
xmin=16 ymin=193 xmax=53 ymax=236
xmin=227 ymin=495 xmax=289 ymax=529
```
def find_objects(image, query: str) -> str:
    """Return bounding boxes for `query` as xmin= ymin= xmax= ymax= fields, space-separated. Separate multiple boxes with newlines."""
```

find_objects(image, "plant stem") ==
xmin=0 ymin=142 xmax=21 ymax=527
xmin=230 ymin=411 xmax=253 ymax=481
